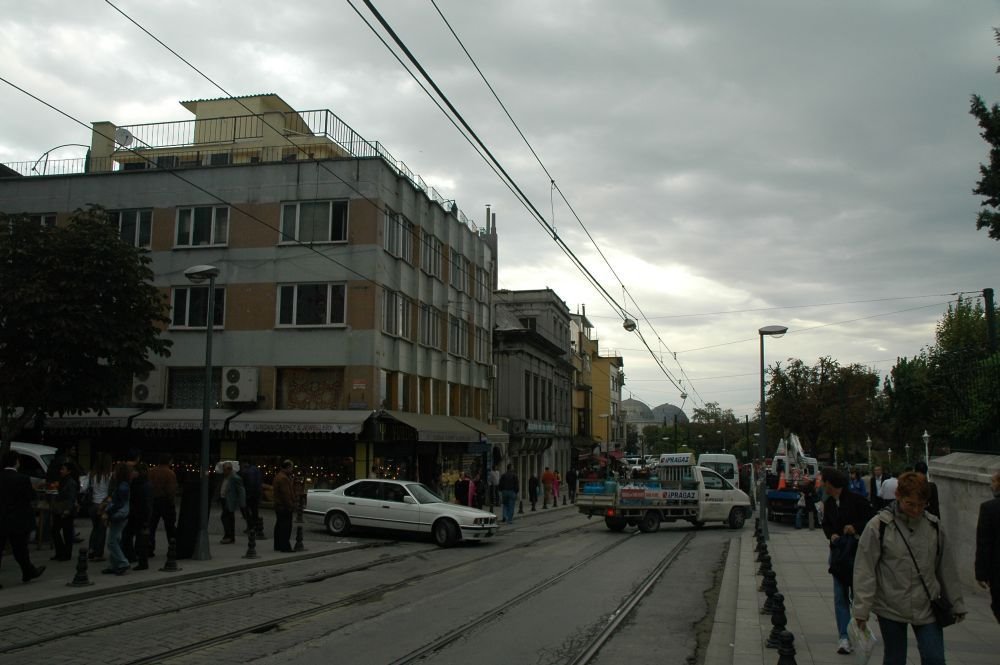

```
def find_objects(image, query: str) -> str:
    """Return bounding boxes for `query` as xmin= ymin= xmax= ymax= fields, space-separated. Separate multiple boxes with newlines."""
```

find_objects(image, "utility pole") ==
xmin=985 ymin=288 xmax=997 ymax=353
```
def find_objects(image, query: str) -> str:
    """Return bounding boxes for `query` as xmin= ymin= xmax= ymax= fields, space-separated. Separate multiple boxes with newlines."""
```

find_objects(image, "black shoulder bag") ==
xmin=893 ymin=518 xmax=956 ymax=628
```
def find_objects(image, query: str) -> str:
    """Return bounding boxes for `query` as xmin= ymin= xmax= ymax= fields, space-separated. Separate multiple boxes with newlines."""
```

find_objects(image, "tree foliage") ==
xmin=970 ymin=28 xmax=1000 ymax=240
xmin=0 ymin=207 xmax=172 ymax=451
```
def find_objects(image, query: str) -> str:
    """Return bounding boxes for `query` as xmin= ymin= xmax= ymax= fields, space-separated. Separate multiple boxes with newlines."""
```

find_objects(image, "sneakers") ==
xmin=837 ymin=638 xmax=852 ymax=655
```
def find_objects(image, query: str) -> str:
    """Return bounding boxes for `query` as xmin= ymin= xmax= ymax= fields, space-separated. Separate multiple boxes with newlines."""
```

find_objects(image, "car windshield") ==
xmin=405 ymin=483 xmax=444 ymax=504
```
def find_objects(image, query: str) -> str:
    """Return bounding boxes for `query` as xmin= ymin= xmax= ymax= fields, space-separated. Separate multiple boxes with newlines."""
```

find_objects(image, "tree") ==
xmin=970 ymin=28 xmax=1000 ymax=240
xmin=0 ymin=207 xmax=172 ymax=452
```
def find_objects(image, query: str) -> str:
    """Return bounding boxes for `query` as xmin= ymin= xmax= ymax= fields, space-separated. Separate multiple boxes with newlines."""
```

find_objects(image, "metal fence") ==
xmin=935 ymin=351 xmax=1000 ymax=453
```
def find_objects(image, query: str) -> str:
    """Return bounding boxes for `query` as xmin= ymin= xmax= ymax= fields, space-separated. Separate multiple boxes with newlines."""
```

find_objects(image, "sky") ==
xmin=1 ymin=1 xmax=998 ymax=418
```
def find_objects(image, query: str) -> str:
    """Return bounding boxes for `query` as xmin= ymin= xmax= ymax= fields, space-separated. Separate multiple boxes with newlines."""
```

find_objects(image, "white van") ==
xmin=9 ymin=442 xmax=58 ymax=488
xmin=698 ymin=453 xmax=740 ymax=491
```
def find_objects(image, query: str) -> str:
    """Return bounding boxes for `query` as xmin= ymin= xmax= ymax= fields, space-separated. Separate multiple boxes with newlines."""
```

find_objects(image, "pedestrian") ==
xmin=50 ymin=462 xmax=79 ymax=561
xmin=820 ymin=467 xmax=872 ymax=655
xmin=869 ymin=466 xmax=888 ymax=511
xmin=272 ymin=460 xmax=296 ymax=552
xmin=122 ymin=462 xmax=151 ymax=565
xmin=849 ymin=469 xmax=868 ymax=500
xmin=498 ymin=465 xmax=519 ymax=524
xmin=541 ymin=467 xmax=555 ymax=508
xmin=879 ymin=472 xmax=899 ymax=509
xmin=552 ymin=470 xmax=561 ymax=506
xmin=0 ymin=450 xmax=46 ymax=583
xmin=913 ymin=461 xmax=940 ymax=518
xmin=976 ymin=470 xmax=1000 ymax=624
xmin=566 ymin=467 xmax=578 ymax=503
xmin=469 ymin=473 xmax=480 ymax=508
xmin=853 ymin=471 xmax=966 ymax=664
xmin=218 ymin=462 xmax=246 ymax=544
xmin=454 ymin=472 xmax=470 ymax=506
xmin=103 ymin=462 xmax=132 ymax=576
xmin=487 ymin=465 xmax=500 ymax=507
xmin=147 ymin=453 xmax=177 ymax=558
xmin=528 ymin=474 xmax=540 ymax=510
xmin=240 ymin=459 xmax=263 ymax=534
xmin=87 ymin=452 xmax=113 ymax=562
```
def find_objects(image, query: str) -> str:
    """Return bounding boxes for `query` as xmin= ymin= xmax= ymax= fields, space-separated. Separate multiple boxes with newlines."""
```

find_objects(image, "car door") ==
xmin=342 ymin=480 xmax=382 ymax=527
xmin=699 ymin=470 xmax=731 ymax=521
xmin=375 ymin=482 xmax=423 ymax=533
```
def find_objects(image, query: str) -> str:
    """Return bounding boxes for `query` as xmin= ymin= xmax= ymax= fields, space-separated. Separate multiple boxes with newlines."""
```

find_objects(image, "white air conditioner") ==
xmin=223 ymin=367 xmax=259 ymax=403
xmin=487 ymin=364 xmax=497 ymax=379
xmin=132 ymin=367 xmax=166 ymax=405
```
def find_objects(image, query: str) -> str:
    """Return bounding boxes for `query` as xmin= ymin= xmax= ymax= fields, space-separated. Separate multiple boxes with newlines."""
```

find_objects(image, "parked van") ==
xmin=697 ymin=453 xmax=740 ymax=491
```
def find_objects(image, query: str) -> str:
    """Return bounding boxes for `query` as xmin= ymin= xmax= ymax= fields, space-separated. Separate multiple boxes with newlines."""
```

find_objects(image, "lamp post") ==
xmin=922 ymin=430 xmax=930 ymax=463
xmin=662 ymin=437 xmax=669 ymax=455
xmin=866 ymin=435 xmax=872 ymax=470
xmin=717 ymin=429 xmax=724 ymax=452
xmin=887 ymin=448 xmax=892 ymax=468
xmin=185 ymin=264 xmax=220 ymax=561
xmin=758 ymin=324 xmax=788 ymax=542
xmin=905 ymin=443 xmax=910 ymax=464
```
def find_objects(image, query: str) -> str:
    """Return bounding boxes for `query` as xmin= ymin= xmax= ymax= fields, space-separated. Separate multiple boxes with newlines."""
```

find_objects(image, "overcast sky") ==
xmin=1 ymin=1 xmax=997 ymax=419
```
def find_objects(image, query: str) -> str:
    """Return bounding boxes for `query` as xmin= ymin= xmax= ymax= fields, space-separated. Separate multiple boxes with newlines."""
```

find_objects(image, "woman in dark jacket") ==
xmin=103 ymin=463 xmax=131 ymax=575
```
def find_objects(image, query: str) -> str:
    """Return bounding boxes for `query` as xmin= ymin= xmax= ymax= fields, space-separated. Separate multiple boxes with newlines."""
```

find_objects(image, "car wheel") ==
xmin=433 ymin=519 xmax=459 ymax=547
xmin=604 ymin=516 xmax=627 ymax=532
xmin=326 ymin=511 xmax=350 ymax=536
xmin=638 ymin=511 xmax=661 ymax=533
xmin=728 ymin=507 xmax=746 ymax=530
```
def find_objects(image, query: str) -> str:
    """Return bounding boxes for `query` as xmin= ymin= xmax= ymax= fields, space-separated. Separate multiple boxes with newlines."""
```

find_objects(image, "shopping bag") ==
xmin=847 ymin=619 xmax=878 ymax=665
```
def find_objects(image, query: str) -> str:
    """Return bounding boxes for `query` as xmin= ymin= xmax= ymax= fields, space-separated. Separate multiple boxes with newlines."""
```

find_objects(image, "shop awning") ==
xmin=228 ymin=409 xmax=372 ymax=434
xmin=380 ymin=411 xmax=480 ymax=443
xmin=452 ymin=416 xmax=509 ymax=445
xmin=36 ymin=408 xmax=146 ymax=430
xmin=131 ymin=409 xmax=239 ymax=431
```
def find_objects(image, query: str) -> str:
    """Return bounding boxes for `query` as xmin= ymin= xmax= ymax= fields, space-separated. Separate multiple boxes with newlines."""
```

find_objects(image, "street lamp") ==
xmin=922 ymin=430 xmax=930 ymax=463
xmin=887 ymin=448 xmax=892 ymax=468
xmin=866 ymin=436 xmax=872 ymax=470
xmin=758 ymin=324 xmax=788 ymax=542
xmin=717 ymin=429 xmax=724 ymax=452
xmin=185 ymin=264 xmax=220 ymax=561
xmin=905 ymin=443 xmax=910 ymax=464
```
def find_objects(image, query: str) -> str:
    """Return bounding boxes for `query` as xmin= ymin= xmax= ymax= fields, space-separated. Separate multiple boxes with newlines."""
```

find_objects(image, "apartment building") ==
xmin=1 ymin=94 xmax=505 ymax=485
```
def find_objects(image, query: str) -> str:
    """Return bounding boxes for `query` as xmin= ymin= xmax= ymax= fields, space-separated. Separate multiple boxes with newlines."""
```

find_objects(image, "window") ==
xmin=420 ymin=231 xmax=442 ymax=278
xmin=448 ymin=315 xmax=469 ymax=357
xmin=109 ymin=209 xmax=152 ymax=248
xmin=209 ymin=152 xmax=231 ymax=166
xmin=383 ymin=210 xmax=414 ymax=263
xmin=280 ymin=200 xmax=347 ymax=243
xmin=450 ymin=249 xmax=465 ymax=290
xmin=277 ymin=283 xmax=346 ymax=326
xmin=382 ymin=289 xmax=412 ymax=339
xmin=419 ymin=304 xmax=442 ymax=349
xmin=176 ymin=206 xmax=229 ymax=246
xmin=171 ymin=287 xmax=225 ymax=328
xmin=27 ymin=213 xmax=56 ymax=228
xmin=475 ymin=326 xmax=490 ymax=363
xmin=476 ymin=267 xmax=489 ymax=302
xmin=345 ymin=481 xmax=380 ymax=499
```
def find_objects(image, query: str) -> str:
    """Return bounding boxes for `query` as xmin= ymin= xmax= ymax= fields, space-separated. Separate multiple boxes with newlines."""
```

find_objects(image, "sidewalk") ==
xmin=707 ymin=520 xmax=999 ymax=664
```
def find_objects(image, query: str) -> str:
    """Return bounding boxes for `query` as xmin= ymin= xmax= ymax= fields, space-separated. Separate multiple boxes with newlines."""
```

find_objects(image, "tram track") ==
xmin=0 ymin=510 xmax=591 ymax=658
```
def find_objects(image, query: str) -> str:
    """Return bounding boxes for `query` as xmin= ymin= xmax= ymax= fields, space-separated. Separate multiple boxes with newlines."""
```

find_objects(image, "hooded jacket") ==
xmin=852 ymin=504 xmax=965 ymax=625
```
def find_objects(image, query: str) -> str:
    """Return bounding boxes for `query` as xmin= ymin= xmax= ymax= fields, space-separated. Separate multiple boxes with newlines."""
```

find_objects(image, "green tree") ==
xmin=0 ymin=207 xmax=172 ymax=452
xmin=970 ymin=28 xmax=1000 ymax=240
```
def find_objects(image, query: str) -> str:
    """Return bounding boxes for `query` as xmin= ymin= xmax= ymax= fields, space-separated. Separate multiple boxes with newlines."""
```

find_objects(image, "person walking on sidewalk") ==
xmin=0 ymin=451 xmax=46 ymax=583
xmin=272 ymin=460 xmax=296 ymax=552
xmin=821 ymin=467 xmax=872 ymax=655
xmin=976 ymin=470 xmax=1000 ymax=623
xmin=86 ymin=453 xmax=113 ymax=562
xmin=853 ymin=471 xmax=965 ymax=664
xmin=566 ymin=467 xmax=578 ymax=503
xmin=218 ymin=462 xmax=246 ymax=544
xmin=498 ymin=465 xmax=519 ymax=524
xmin=528 ymin=474 xmax=540 ymax=511
xmin=869 ymin=466 xmax=888 ymax=511
xmin=103 ymin=463 xmax=131 ymax=576
xmin=541 ymin=467 xmax=555 ymax=508
xmin=147 ymin=454 xmax=177 ymax=558
xmin=487 ymin=465 xmax=500 ymax=507
xmin=240 ymin=459 xmax=263 ymax=534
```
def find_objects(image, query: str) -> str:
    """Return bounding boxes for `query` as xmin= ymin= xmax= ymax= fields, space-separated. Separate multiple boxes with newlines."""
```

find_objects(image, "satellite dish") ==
xmin=114 ymin=127 xmax=134 ymax=147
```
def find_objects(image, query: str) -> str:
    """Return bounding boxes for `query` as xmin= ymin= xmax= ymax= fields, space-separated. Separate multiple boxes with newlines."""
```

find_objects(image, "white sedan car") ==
xmin=305 ymin=479 xmax=498 ymax=547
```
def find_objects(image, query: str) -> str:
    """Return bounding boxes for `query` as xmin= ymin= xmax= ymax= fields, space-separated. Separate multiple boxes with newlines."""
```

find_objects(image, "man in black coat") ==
xmin=822 ymin=467 xmax=873 ymax=655
xmin=868 ymin=465 xmax=888 ymax=511
xmin=0 ymin=450 xmax=46 ymax=583
xmin=976 ymin=470 xmax=1000 ymax=623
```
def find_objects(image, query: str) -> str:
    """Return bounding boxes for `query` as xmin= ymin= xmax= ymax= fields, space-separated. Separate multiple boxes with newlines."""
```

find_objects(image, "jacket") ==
xmin=0 ymin=467 xmax=37 ymax=534
xmin=976 ymin=496 xmax=1000 ymax=584
xmin=272 ymin=470 xmax=296 ymax=511
xmin=107 ymin=480 xmax=131 ymax=522
xmin=220 ymin=473 xmax=246 ymax=512
xmin=853 ymin=505 xmax=966 ymax=625
xmin=822 ymin=488 xmax=872 ymax=541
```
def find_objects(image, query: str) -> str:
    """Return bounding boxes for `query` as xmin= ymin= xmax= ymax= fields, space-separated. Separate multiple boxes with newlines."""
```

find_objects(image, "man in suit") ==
xmin=0 ymin=450 xmax=46 ymax=584
xmin=976 ymin=470 xmax=1000 ymax=623
xmin=868 ymin=466 xmax=888 ymax=511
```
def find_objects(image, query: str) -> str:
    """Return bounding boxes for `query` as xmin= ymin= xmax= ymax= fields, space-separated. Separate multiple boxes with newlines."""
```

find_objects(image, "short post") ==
xmin=243 ymin=528 xmax=259 ymax=559
xmin=294 ymin=525 xmax=306 ymax=552
xmin=518 ymin=499 xmax=524 ymax=515
xmin=159 ymin=537 xmax=182 ymax=573
xmin=256 ymin=516 xmax=267 ymax=539
xmin=776 ymin=630 xmax=798 ymax=665
xmin=766 ymin=593 xmax=787 ymax=648
xmin=67 ymin=547 xmax=94 ymax=587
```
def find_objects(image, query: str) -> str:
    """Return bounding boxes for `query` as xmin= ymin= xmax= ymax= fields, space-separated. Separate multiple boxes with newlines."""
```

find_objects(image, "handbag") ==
xmin=894 ymin=518 xmax=956 ymax=627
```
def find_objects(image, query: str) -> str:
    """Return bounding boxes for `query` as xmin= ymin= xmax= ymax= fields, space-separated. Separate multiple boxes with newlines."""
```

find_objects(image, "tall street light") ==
xmin=185 ymin=264 xmax=220 ymax=561
xmin=758 ymin=324 xmax=788 ymax=542
xmin=922 ymin=430 xmax=931 ymax=479
xmin=866 ymin=435 xmax=872 ymax=470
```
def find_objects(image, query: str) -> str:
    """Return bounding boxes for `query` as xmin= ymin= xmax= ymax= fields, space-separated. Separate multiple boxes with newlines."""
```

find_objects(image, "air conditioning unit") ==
xmin=487 ymin=364 xmax=497 ymax=379
xmin=132 ymin=367 xmax=166 ymax=405
xmin=223 ymin=367 xmax=259 ymax=403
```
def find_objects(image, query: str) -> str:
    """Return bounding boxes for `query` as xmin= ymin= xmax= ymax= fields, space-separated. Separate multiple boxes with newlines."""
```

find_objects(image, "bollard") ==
xmin=563 ymin=494 xmax=567 ymax=506
xmin=296 ymin=493 xmax=305 ymax=524
xmin=760 ymin=569 xmax=778 ymax=600
xmin=757 ymin=554 xmax=772 ymax=576
xmin=67 ymin=547 xmax=94 ymax=587
xmin=294 ymin=525 xmax=306 ymax=552
xmin=159 ymin=537 xmax=182 ymax=573
xmin=766 ymin=593 xmax=787 ymax=648
xmin=518 ymin=499 xmax=524 ymax=515
xmin=756 ymin=543 xmax=769 ymax=561
xmin=256 ymin=516 xmax=267 ymax=540
xmin=808 ymin=510 xmax=815 ymax=530
xmin=243 ymin=528 xmax=259 ymax=559
xmin=761 ymin=576 xmax=779 ymax=614
xmin=776 ymin=630 xmax=798 ymax=665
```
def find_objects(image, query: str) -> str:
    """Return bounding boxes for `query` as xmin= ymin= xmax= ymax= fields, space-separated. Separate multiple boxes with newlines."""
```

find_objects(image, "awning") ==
xmin=380 ymin=411 xmax=480 ymax=443
xmin=228 ymin=409 xmax=372 ymax=434
xmin=42 ymin=408 xmax=146 ymax=430
xmin=452 ymin=416 xmax=509 ymax=445
xmin=131 ymin=409 xmax=238 ymax=431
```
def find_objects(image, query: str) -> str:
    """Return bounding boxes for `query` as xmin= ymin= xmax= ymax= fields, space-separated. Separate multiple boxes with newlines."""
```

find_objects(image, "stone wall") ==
xmin=930 ymin=452 xmax=1000 ymax=587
